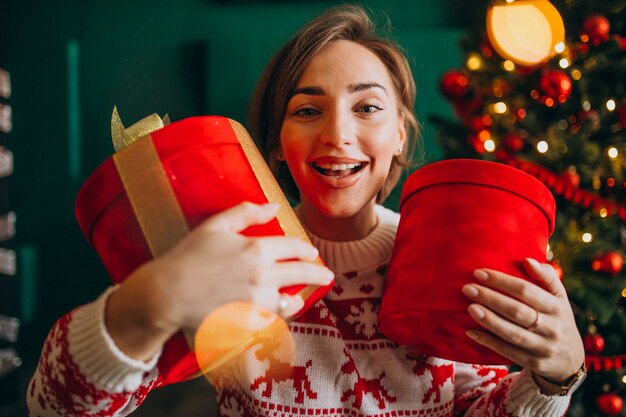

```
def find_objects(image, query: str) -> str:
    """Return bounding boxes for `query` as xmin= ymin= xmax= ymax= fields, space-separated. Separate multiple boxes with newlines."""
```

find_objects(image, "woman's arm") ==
xmin=27 ymin=202 xmax=334 ymax=416
xmin=452 ymin=258 xmax=584 ymax=417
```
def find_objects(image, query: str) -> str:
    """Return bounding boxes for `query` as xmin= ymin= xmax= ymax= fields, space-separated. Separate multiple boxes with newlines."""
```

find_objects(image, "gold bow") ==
xmin=111 ymin=106 xmax=170 ymax=152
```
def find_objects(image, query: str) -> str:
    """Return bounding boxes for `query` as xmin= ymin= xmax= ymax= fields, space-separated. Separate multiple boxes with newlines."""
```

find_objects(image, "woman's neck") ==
xmin=297 ymin=199 xmax=378 ymax=242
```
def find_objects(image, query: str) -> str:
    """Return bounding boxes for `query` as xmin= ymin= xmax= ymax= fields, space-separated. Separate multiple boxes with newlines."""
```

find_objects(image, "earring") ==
xmin=395 ymin=146 xmax=403 ymax=156
xmin=276 ymin=151 xmax=285 ymax=161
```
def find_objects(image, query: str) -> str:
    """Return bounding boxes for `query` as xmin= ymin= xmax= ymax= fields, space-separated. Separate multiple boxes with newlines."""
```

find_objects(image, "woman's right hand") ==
xmin=105 ymin=202 xmax=334 ymax=361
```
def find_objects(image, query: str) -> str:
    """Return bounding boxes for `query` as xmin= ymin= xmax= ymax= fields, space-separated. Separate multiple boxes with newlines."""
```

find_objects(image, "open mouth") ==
xmin=311 ymin=162 xmax=365 ymax=177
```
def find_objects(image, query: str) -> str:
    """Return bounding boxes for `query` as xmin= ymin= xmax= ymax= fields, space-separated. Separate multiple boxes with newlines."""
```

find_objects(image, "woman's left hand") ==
xmin=462 ymin=258 xmax=584 ymax=383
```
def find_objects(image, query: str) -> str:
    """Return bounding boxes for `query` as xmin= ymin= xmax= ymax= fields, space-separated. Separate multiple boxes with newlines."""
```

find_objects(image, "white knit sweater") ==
xmin=27 ymin=205 xmax=571 ymax=417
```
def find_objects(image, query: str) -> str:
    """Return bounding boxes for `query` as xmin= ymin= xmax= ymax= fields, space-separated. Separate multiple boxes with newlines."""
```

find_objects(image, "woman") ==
xmin=28 ymin=5 xmax=584 ymax=417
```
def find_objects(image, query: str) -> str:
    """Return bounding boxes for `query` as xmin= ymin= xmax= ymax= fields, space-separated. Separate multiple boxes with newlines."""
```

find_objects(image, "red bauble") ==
xmin=591 ymin=251 xmax=623 ymax=276
xmin=440 ymin=70 xmax=470 ymax=99
xmin=468 ymin=134 xmax=486 ymax=154
xmin=584 ymin=333 xmax=605 ymax=354
xmin=539 ymin=70 xmax=572 ymax=103
xmin=503 ymin=133 xmax=524 ymax=152
xmin=583 ymin=14 xmax=611 ymax=45
xmin=596 ymin=393 xmax=623 ymax=417
xmin=467 ymin=115 xmax=492 ymax=132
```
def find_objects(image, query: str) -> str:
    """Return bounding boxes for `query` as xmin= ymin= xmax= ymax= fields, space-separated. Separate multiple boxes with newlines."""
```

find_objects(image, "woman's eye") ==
xmin=358 ymin=104 xmax=383 ymax=113
xmin=293 ymin=107 xmax=320 ymax=117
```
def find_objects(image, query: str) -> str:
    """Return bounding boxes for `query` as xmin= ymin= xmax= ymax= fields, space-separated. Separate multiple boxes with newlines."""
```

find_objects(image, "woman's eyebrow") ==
xmin=290 ymin=86 xmax=325 ymax=97
xmin=348 ymin=81 xmax=387 ymax=94
xmin=290 ymin=81 xmax=387 ymax=98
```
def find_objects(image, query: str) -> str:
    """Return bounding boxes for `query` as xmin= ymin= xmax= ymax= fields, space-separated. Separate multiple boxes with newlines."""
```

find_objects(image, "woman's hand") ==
xmin=106 ymin=202 xmax=334 ymax=361
xmin=461 ymin=258 xmax=584 ymax=386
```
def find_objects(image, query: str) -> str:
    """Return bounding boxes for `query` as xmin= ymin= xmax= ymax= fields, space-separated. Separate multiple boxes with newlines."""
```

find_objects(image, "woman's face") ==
xmin=280 ymin=40 xmax=405 ymax=220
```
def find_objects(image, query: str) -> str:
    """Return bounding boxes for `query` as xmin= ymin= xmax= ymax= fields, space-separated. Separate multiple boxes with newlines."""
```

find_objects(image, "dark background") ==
xmin=0 ymin=0 xmax=485 ymax=414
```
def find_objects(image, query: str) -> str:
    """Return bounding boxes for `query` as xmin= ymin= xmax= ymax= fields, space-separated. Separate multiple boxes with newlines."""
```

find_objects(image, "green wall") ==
xmin=2 ymin=0 xmax=482 ymax=343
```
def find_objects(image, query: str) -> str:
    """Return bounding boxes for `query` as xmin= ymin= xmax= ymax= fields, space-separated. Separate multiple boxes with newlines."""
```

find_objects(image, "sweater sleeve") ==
xmin=454 ymin=363 xmax=571 ymax=417
xmin=27 ymin=287 xmax=163 ymax=417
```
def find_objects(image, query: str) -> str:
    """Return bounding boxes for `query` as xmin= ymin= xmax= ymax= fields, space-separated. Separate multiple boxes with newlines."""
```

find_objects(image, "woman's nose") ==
xmin=318 ymin=110 xmax=354 ymax=148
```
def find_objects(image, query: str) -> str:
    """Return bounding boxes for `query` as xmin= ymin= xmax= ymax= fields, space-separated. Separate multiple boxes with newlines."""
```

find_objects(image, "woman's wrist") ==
xmin=532 ymin=362 xmax=587 ymax=396
xmin=105 ymin=264 xmax=179 ymax=362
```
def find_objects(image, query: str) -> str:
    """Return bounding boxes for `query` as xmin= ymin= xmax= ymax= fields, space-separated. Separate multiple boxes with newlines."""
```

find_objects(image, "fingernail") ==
xmin=473 ymin=269 xmax=489 ymax=281
xmin=325 ymin=269 xmax=335 ymax=282
xmin=468 ymin=304 xmax=485 ymax=320
xmin=265 ymin=203 xmax=280 ymax=212
xmin=466 ymin=330 xmax=479 ymax=340
xmin=462 ymin=284 xmax=479 ymax=298
xmin=282 ymin=296 xmax=304 ymax=318
xmin=526 ymin=258 xmax=540 ymax=269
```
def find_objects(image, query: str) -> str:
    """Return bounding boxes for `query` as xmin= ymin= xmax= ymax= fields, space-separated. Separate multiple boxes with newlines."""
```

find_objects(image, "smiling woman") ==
xmin=278 ymin=40 xmax=406 ymax=240
xmin=28 ymin=4 xmax=583 ymax=417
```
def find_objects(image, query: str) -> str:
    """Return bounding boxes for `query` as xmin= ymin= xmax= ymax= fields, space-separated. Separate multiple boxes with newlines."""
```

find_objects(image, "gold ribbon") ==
xmin=111 ymin=107 xmax=186 ymax=257
xmin=231 ymin=119 xmax=322 ymax=301
xmin=111 ymin=106 xmax=170 ymax=152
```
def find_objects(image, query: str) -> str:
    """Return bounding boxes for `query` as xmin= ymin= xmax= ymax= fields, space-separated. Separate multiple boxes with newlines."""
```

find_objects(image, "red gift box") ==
xmin=75 ymin=115 xmax=332 ymax=383
xmin=378 ymin=159 xmax=555 ymax=365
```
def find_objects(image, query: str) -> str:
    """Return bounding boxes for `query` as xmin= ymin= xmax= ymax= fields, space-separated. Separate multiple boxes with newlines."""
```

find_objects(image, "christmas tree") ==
xmin=432 ymin=1 xmax=626 ymax=416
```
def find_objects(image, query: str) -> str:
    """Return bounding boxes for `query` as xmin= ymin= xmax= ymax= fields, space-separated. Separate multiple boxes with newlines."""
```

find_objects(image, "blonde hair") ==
xmin=248 ymin=4 xmax=420 ymax=202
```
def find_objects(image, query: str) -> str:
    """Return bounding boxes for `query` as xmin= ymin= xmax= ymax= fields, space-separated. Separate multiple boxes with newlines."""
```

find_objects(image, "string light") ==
xmin=622 ymin=375 xmax=626 ymax=385
xmin=593 ymin=177 xmax=602 ymax=189
xmin=486 ymin=0 xmax=565 ymax=66
xmin=537 ymin=141 xmax=549 ymax=153
xmin=599 ymin=207 xmax=608 ymax=218
xmin=503 ymin=60 xmax=516 ymax=71
xmin=554 ymin=42 xmax=565 ymax=53
xmin=466 ymin=53 xmax=483 ymax=71
xmin=493 ymin=102 xmax=508 ymax=114
xmin=583 ymin=100 xmax=591 ymax=111
xmin=582 ymin=233 xmax=593 ymax=243
xmin=559 ymin=58 xmax=570 ymax=68
xmin=484 ymin=139 xmax=496 ymax=152
xmin=608 ymin=147 xmax=619 ymax=159
xmin=606 ymin=99 xmax=616 ymax=111
xmin=571 ymin=69 xmax=582 ymax=80
xmin=622 ymin=288 xmax=626 ymax=298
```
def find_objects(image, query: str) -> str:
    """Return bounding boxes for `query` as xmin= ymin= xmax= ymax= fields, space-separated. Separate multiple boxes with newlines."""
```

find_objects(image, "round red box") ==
xmin=75 ymin=116 xmax=331 ymax=383
xmin=378 ymin=159 xmax=555 ymax=365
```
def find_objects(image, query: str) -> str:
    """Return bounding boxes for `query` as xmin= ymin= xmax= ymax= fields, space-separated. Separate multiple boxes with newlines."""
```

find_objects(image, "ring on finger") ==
xmin=276 ymin=293 xmax=289 ymax=316
xmin=526 ymin=308 xmax=540 ymax=330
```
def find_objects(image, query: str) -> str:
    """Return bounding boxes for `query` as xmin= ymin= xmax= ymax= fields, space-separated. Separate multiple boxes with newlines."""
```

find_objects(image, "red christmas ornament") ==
xmin=539 ymin=70 xmax=572 ymax=104
xmin=503 ymin=133 xmax=524 ymax=152
xmin=468 ymin=133 xmax=487 ymax=154
xmin=467 ymin=115 xmax=492 ymax=132
xmin=591 ymin=251 xmax=623 ymax=276
xmin=583 ymin=14 xmax=611 ymax=46
xmin=584 ymin=332 xmax=605 ymax=354
xmin=440 ymin=70 xmax=470 ymax=99
xmin=596 ymin=393 xmax=623 ymax=417
xmin=514 ymin=108 xmax=527 ymax=122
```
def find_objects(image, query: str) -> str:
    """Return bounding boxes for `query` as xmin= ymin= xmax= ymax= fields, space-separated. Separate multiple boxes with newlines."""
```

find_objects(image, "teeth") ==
xmin=314 ymin=162 xmax=362 ymax=171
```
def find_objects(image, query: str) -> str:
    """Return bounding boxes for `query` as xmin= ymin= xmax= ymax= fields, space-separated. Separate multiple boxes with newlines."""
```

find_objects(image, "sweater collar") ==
xmin=295 ymin=205 xmax=399 ymax=274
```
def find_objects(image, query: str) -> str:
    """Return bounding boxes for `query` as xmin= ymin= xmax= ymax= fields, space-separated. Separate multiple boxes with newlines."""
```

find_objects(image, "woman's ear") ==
xmin=395 ymin=113 xmax=407 ymax=156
